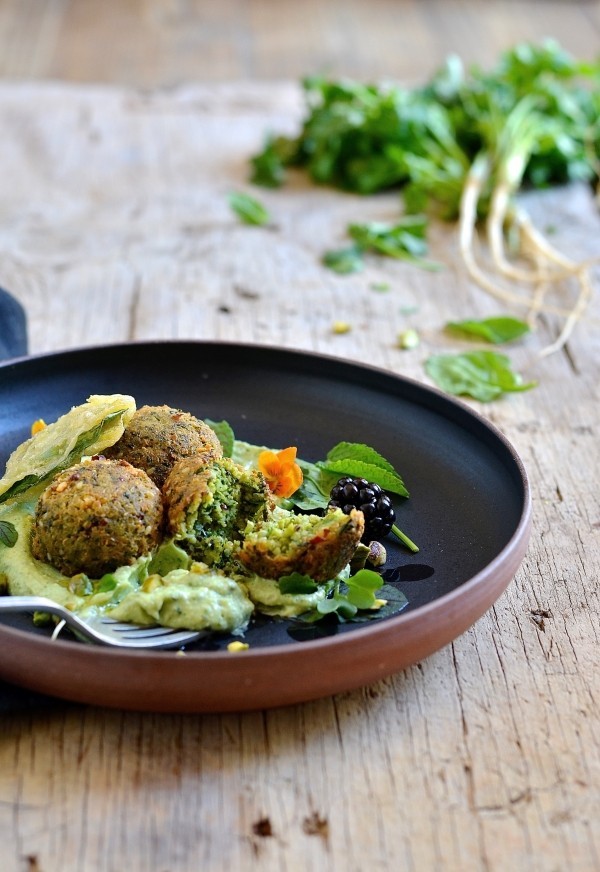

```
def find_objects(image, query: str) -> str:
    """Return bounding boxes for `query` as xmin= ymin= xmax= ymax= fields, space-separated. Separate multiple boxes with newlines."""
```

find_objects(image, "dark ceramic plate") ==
xmin=0 ymin=341 xmax=531 ymax=712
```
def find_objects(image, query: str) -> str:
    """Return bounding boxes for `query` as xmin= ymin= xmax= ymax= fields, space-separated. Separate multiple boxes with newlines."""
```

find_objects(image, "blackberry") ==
xmin=328 ymin=476 xmax=395 ymax=540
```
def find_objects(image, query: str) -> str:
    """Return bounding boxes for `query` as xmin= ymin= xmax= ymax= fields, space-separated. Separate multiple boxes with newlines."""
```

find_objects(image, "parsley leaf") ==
xmin=446 ymin=316 xmax=531 ymax=344
xmin=425 ymin=350 xmax=537 ymax=401
xmin=228 ymin=191 xmax=271 ymax=226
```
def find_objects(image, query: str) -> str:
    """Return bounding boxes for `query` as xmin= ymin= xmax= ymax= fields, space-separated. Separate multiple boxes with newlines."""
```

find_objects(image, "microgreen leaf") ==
xmin=446 ymin=316 xmax=531 ymax=344
xmin=228 ymin=191 xmax=271 ymax=226
xmin=205 ymin=419 xmax=235 ymax=458
xmin=0 ymin=520 xmax=18 ymax=548
xmin=349 ymin=584 xmax=409 ymax=622
xmin=425 ymin=351 xmax=537 ymax=401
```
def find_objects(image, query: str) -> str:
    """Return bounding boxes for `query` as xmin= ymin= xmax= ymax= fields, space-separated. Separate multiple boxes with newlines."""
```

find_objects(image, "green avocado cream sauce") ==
xmin=0 ymin=489 xmax=321 ymax=634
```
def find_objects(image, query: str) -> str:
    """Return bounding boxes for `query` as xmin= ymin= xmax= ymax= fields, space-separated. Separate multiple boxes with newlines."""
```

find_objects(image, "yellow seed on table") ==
xmin=227 ymin=641 xmax=249 ymax=652
xmin=397 ymin=329 xmax=420 ymax=349
xmin=332 ymin=321 xmax=351 ymax=334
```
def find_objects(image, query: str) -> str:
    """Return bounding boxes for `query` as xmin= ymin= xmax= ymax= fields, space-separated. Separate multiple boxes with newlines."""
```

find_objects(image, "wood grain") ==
xmin=0 ymin=8 xmax=599 ymax=868
xmin=0 ymin=78 xmax=598 ymax=872
xmin=0 ymin=0 xmax=598 ymax=85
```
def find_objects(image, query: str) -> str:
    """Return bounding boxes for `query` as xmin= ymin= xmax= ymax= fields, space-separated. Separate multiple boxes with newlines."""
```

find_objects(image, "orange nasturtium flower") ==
xmin=258 ymin=447 xmax=303 ymax=499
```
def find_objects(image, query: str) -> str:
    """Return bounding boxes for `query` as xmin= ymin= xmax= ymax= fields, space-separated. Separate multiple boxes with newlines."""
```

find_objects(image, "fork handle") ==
xmin=0 ymin=596 xmax=67 ymax=615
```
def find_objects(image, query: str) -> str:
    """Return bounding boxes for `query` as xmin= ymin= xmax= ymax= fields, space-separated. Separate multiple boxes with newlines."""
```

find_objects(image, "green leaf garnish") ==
xmin=95 ymin=573 xmax=118 ymax=593
xmin=425 ymin=351 xmax=537 ymax=401
xmin=228 ymin=191 xmax=271 ymax=226
xmin=349 ymin=584 xmax=409 ymax=622
xmin=278 ymin=573 xmax=319 ymax=595
xmin=446 ymin=316 xmax=531 ymax=344
xmin=299 ymin=568 xmax=408 ymax=623
xmin=318 ymin=442 xmax=408 ymax=497
xmin=0 ymin=520 xmax=18 ymax=548
xmin=205 ymin=418 xmax=235 ymax=458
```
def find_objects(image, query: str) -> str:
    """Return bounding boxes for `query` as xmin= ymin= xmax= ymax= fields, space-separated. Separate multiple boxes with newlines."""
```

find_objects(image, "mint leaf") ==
xmin=228 ymin=191 xmax=270 ymax=226
xmin=319 ymin=442 xmax=409 ymax=497
xmin=326 ymin=442 xmax=397 ymax=475
xmin=425 ymin=351 xmax=537 ymax=401
xmin=318 ymin=459 xmax=409 ymax=497
xmin=278 ymin=573 xmax=319 ymax=595
xmin=0 ymin=520 xmax=18 ymax=548
xmin=205 ymin=419 xmax=235 ymax=458
xmin=446 ymin=316 xmax=531 ymax=344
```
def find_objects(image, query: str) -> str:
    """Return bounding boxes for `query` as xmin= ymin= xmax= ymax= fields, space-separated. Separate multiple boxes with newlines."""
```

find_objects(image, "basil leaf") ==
xmin=0 ymin=520 xmax=18 ymax=548
xmin=446 ymin=316 xmax=531 ymax=344
xmin=425 ymin=351 xmax=537 ymax=401
xmin=228 ymin=191 xmax=270 ymax=226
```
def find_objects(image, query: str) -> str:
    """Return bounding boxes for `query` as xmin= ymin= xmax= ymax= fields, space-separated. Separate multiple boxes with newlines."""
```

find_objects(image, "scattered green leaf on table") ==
xmin=446 ymin=316 xmax=531 ymax=344
xmin=322 ymin=245 xmax=365 ymax=274
xmin=425 ymin=350 xmax=537 ymax=401
xmin=348 ymin=217 xmax=442 ymax=271
xmin=228 ymin=191 xmax=270 ymax=226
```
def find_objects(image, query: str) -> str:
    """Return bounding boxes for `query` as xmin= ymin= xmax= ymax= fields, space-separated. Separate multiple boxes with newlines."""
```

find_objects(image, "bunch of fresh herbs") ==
xmin=250 ymin=40 xmax=599 ymax=367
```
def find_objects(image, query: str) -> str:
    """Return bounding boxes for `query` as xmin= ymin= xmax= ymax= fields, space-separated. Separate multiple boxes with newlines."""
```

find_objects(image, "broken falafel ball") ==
xmin=237 ymin=506 xmax=365 ymax=582
xmin=104 ymin=404 xmax=222 ymax=487
xmin=30 ymin=458 xmax=164 ymax=578
xmin=162 ymin=454 xmax=272 ymax=568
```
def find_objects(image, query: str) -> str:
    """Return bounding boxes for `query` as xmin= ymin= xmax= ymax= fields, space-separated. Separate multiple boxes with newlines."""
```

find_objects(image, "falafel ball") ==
xmin=104 ymin=405 xmax=222 ymax=487
xmin=31 ymin=458 xmax=164 ymax=578
xmin=163 ymin=454 xmax=272 ymax=568
xmin=238 ymin=507 xmax=365 ymax=582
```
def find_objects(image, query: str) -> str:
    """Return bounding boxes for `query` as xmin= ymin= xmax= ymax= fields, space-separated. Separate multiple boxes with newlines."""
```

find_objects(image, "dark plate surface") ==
xmin=0 ymin=341 xmax=531 ymax=712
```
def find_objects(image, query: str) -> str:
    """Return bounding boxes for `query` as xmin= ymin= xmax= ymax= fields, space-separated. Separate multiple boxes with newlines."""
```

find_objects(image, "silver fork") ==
xmin=0 ymin=596 xmax=205 ymax=649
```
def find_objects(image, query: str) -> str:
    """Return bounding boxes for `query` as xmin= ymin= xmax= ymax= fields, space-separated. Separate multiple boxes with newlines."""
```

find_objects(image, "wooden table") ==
xmin=0 ymin=3 xmax=599 ymax=870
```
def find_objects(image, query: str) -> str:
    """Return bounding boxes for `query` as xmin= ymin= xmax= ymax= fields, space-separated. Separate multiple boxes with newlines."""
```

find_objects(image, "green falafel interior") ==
xmin=0 ymin=395 xmax=405 ymax=641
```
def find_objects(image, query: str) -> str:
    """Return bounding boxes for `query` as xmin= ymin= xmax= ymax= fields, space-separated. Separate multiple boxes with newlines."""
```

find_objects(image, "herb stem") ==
xmin=391 ymin=524 xmax=419 ymax=553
